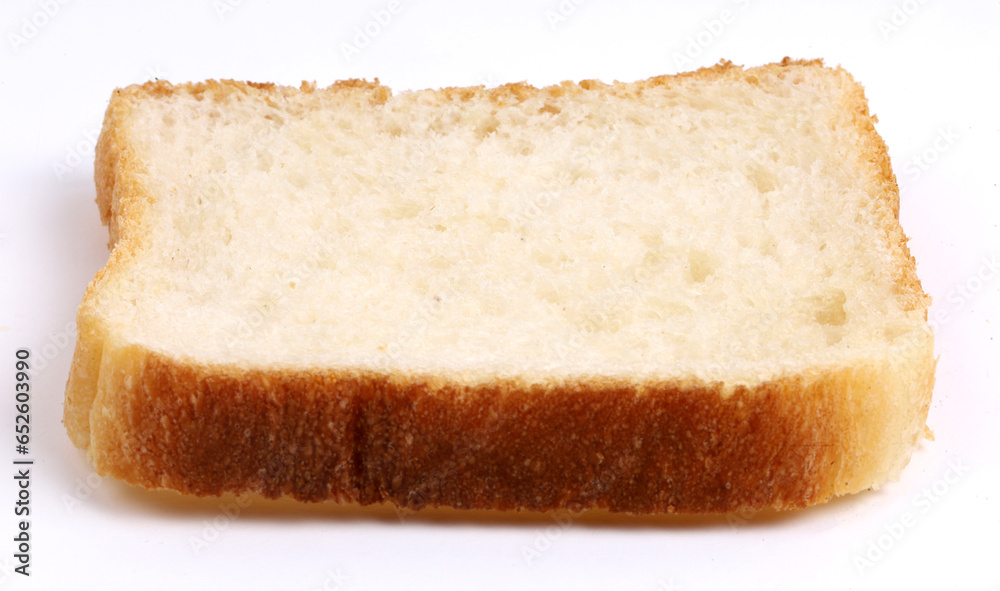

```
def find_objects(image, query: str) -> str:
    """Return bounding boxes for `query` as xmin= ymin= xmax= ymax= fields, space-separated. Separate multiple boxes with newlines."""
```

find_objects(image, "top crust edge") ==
xmin=113 ymin=57 xmax=830 ymax=107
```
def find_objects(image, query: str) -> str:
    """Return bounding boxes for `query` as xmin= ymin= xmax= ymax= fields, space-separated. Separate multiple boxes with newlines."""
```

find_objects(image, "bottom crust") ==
xmin=68 ymin=340 xmax=935 ymax=514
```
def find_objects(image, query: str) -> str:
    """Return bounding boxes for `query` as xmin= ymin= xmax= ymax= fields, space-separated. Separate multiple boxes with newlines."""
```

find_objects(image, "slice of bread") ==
xmin=64 ymin=58 xmax=935 ymax=513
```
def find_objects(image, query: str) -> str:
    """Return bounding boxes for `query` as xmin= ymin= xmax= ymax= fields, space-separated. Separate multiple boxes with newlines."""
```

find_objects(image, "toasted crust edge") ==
xmin=83 ymin=346 xmax=933 ymax=513
xmin=64 ymin=59 xmax=935 ymax=513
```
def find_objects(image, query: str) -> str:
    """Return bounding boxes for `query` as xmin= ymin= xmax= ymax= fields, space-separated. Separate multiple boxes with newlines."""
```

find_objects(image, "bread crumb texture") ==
xmin=65 ymin=59 xmax=934 ymax=513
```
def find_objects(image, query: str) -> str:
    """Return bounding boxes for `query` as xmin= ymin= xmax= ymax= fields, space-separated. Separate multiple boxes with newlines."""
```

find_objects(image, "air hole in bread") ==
xmin=476 ymin=115 xmax=500 ymax=138
xmin=744 ymin=161 xmax=779 ymax=193
xmin=539 ymin=102 xmax=561 ymax=115
xmin=812 ymin=289 xmax=848 ymax=326
xmin=687 ymin=249 xmax=716 ymax=283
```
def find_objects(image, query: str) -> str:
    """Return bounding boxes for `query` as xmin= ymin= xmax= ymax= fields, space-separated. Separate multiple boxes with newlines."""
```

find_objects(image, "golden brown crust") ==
xmin=65 ymin=59 xmax=935 ymax=513
xmin=86 ymin=349 xmax=932 ymax=512
xmin=829 ymin=64 xmax=930 ymax=315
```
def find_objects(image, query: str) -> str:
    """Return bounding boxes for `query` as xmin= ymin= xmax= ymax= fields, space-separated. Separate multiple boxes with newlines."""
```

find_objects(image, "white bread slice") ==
xmin=64 ymin=58 xmax=935 ymax=513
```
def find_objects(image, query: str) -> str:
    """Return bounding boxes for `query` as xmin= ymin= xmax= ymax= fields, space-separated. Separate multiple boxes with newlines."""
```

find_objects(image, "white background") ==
xmin=1 ymin=0 xmax=998 ymax=589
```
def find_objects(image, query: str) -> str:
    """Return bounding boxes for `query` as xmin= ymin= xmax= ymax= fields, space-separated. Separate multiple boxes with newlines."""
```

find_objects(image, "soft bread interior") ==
xmin=91 ymin=66 xmax=929 ymax=387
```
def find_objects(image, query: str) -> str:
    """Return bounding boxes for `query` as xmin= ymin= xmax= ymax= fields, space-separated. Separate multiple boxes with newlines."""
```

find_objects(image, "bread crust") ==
xmin=84 ymin=349 xmax=933 ymax=512
xmin=64 ymin=59 xmax=935 ymax=513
